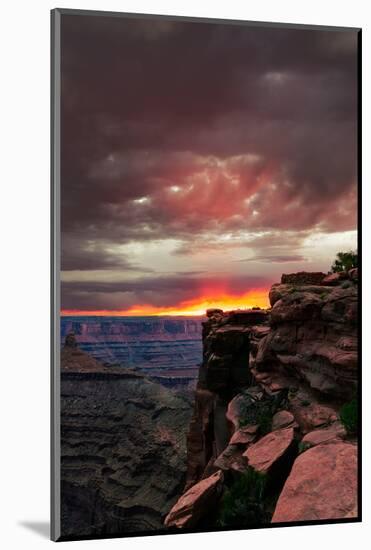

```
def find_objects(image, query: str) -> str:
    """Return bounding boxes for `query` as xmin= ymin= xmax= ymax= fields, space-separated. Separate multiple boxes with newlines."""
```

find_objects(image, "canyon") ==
xmin=60 ymin=336 xmax=193 ymax=538
xmin=60 ymin=268 xmax=359 ymax=538
xmin=61 ymin=316 xmax=203 ymax=389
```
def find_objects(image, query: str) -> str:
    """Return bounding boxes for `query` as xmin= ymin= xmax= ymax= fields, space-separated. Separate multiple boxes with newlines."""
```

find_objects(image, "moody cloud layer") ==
xmin=60 ymin=14 xmax=358 ymax=312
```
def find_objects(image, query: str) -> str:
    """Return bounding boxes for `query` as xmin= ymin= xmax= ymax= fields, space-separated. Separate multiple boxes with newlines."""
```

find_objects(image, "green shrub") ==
xmin=339 ymin=398 xmax=358 ymax=435
xmin=239 ymin=402 xmax=273 ymax=435
xmin=331 ymin=251 xmax=357 ymax=273
xmin=217 ymin=469 xmax=269 ymax=527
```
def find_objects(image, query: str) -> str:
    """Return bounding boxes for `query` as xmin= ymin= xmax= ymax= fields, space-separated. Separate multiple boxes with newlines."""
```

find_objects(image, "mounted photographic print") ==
xmin=51 ymin=8 xmax=361 ymax=541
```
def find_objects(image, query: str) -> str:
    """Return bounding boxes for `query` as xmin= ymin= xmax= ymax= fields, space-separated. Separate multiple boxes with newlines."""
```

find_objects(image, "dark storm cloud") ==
xmin=61 ymin=274 xmax=269 ymax=310
xmin=61 ymin=235 xmax=154 ymax=271
xmin=60 ymin=14 xmax=358 ymax=308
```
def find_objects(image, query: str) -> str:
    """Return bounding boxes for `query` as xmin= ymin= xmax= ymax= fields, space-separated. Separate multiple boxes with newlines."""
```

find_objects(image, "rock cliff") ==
xmin=165 ymin=270 xmax=358 ymax=530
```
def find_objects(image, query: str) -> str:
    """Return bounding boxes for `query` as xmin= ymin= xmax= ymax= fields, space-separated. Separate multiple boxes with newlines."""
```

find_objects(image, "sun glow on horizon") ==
xmin=61 ymin=288 xmax=270 ymax=317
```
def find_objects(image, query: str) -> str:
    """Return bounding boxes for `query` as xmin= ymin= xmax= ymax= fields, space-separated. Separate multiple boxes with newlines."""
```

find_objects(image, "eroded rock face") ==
xmin=164 ymin=471 xmax=224 ymax=528
xmin=185 ymin=309 xmax=267 ymax=489
xmin=272 ymin=442 xmax=357 ymax=522
xmin=255 ymin=283 xmax=358 ymax=397
xmin=185 ymin=388 xmax=217 ymax=489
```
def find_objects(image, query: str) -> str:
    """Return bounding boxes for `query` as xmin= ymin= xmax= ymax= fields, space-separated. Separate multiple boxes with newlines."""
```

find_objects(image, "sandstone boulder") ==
xmin=272 ymin=410 xmax=296 ymax=430
xmin=214 ymin=445 xmax=247 ymax=472
xmin=243 ymin=427 xmax=295 ymax=474
xmin=164 ymin=470 xmax=224 ymax=528
xmin=272 ymin=441 xmax=357 ymax=522
xmin=321 ymin=272 xmax=346 ymax=286
xmin=290 ymin=402 xmax=337 ymax=434
xmin=301 ymin=421 xmax=346 ymax=448
xmin=229 ymin=424 xmax=258 ymax=445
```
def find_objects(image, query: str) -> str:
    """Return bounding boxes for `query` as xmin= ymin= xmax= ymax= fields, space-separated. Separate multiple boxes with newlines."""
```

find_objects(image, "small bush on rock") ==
xmin=339 ymin=398 xmax=358 ymax=435
xmin=217 ymin=469 xmax=269 ymax=527
xmin=239 ymin=402 xmax=273 ymax=435
xmin=331 ymin=251 xmax=357 ymax=273
xmin=237 ymin=390 xmax=288 ymax=435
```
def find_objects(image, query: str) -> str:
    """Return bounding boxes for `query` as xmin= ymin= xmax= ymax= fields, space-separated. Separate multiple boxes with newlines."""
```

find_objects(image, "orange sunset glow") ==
xmin=61 ymin=288 xmax=270 ymax=316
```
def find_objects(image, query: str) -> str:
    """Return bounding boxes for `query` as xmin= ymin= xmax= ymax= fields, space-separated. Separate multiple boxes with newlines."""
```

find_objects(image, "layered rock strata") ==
xmin=61 ymin=335 xmax=192 ymax=537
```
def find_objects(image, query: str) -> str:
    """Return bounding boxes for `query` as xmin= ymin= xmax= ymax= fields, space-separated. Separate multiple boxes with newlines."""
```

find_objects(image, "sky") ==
xmin=60 ymin=13 xmax=358 ymax=315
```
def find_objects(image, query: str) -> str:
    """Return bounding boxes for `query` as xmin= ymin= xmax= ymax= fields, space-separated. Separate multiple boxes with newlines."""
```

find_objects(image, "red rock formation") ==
xmin=185 ymin=308 xmax=267 ymax=489
xmin=164 ymin=471 xmax=224 ymax=528
xmin=272 ymin=441 xmax=357 ymax=522
xmin=255 ymin=282 xmax=358 ymax=397
xmin=167 ymin=272 xmax=358 ymax=530
xmin=301 ymin=421 xmax=346 ymax=448
xmin=185 ymin=389 xmax=216 ymax=489
xmin=243 ymin=427 xmax=295 ymax=474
